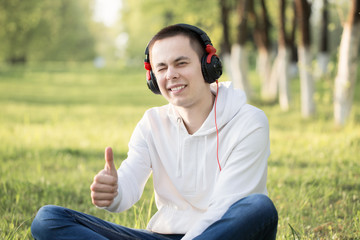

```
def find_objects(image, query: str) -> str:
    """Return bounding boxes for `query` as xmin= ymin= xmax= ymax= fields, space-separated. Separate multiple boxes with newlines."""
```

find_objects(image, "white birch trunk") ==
xmin=334 ymin=22 xmax=360 ymax=126
xmin=264 ymin=52 xmax=280 ymax=102
xmin=298 ymin=46 xmax=315 ymax=118
xmin=230 ymin=44 xmax=252 ymax=98
xmin=277 ymin=46 xmax=291 ymax=111
xmin=298 ymin=45 xmax=315 ymax=118
xmin=257 ymin=49 xmax=273 ymax=101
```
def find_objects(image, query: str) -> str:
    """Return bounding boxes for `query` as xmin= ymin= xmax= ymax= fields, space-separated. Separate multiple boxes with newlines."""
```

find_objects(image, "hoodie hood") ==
xmin=166 ymin=81 xmax=247 ymax=178
xmin=168 ymin=81 xmax=247 ymax=136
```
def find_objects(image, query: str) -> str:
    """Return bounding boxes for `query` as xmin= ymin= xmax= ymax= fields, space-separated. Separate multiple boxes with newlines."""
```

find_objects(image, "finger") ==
xmin=91 ymin=192 xmax=118 ymax=207
xmin=94 ymin=171 xmax=118 ymax=185
xmin=91 ymin=191 xmax=118 ymax=201
xmin=104 ymin=147 xmax=117 ymax=176
xmin=92 ymin=199 xmax=114 ymax=208
xmin=90 ymin=182 xmax=118 ymax=193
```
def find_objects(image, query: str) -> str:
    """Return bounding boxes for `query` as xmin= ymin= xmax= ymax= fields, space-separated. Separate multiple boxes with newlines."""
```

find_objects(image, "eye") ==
xmin=177 ymin=61 xmax=187 ymax=66
xmin=157 ymin=67 xmax=166 ymax=73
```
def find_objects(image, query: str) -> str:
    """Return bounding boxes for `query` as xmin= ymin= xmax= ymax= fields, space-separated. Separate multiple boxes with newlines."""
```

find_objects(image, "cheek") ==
xmin=155 ymin=75 xmax=168 ymax=92
xmin=185 ymin=64 xmax=202 ymax=80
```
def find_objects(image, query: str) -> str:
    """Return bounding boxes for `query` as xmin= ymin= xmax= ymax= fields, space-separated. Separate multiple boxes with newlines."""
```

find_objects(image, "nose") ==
xmin=166 ymin=66 xmax=179 ymax=80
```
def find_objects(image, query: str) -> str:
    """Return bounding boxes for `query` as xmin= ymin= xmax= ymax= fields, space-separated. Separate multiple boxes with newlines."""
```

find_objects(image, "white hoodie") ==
xmin=105 ymin=81 xmax=270 ymax=239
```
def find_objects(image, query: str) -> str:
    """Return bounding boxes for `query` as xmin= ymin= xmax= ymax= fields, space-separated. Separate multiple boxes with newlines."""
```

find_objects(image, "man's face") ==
xmin=150 ymin=35 xmax=211 ymax=110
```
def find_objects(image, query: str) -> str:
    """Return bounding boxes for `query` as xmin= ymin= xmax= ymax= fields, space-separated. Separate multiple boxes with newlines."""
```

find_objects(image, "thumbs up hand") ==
xmin=90 ymin=147 xmax=119 ymax=207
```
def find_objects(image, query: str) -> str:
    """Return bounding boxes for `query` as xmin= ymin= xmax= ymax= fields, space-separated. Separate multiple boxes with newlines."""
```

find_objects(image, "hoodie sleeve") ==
xmin=104 ymin=114 xmax=153 ymax=213
xmin=181 ymin=110 xmax=270 ymax=240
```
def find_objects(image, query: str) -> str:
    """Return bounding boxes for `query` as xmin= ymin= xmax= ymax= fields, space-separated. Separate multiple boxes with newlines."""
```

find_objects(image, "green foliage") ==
xmin=0 ymin=63 xmax=359 ymax=239
xmin=0 ymin=0 xmax=351 ymax=65
xmin=0 ymin=0 xmax=96 ymax=62
xmin=0 ymin=0 xmax=43 ymax=61
xmin=119 ymin=0 xmax=349 ymax=64
xmin=120 ymin=0 xmax=222 ymax=62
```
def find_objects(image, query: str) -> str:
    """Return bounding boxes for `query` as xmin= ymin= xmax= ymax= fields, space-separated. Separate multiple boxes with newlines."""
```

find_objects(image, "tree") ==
xmin=219 ymin=0 xmax=232 ymax=81
xmin=266 ymin=0 xmax=294 ymax=109
xmin=295 ymin=0 xmax=315 ymax=118
xmin=0 ymin=0 xmax=43 ymax=63
xmin=316 ymin=0 xmax=330 ymax=78
xmin=334 ymin=0 xmax=360 ymax=126
xmin=120 ymin=0 xmax=220 ymax=63
xmin=277 ymin=0 xmax=294 ymax=110
xmin=288 ymin=1 xmax=298 ymax=78
xmin=231 ymin=0 xmax=253 ymax=97
xmin=0 ymin=0 xmax=96 ymax=62
xmin=249 ymin=0 xmax=273 ymax=103
xmin=32 ymin=0 xmax=96 ymax=61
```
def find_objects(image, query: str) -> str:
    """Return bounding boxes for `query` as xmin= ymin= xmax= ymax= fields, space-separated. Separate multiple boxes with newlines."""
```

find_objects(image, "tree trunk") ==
xmin=231 ymin=0 xmax=252 ymax=98
xmin=267 ymin=53 xmax=280 ymax=102
xmin=267 ymin=0 xmax=291 ymax=107
xmin=250 ymin=0 xmax=273 ymax=102
xmin=289 ymin=1 xmax=298 ymax=79
xmin=316 ymin=0 xmax=329 ymax=78
xmin=334 ymin=0 xmax=360 ymax=126
xmin=219 ymin=0 xmax=233 ymax=82
xmin=298 ymin=45 xmax=315 ymax=117
xmin=231 ymin=44 xmax=251 ymax=93
xmin=295 ymin=0 xmax=315 ymax=118
xmin=258 ymin=49 xmax=273 ymax=100
xmin=278 ymin=46 xmax=291 ymax=111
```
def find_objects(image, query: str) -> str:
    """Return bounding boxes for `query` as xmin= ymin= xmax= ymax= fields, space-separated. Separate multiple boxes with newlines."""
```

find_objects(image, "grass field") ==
xmin=0 ymin=62 xmax=359 ymax=239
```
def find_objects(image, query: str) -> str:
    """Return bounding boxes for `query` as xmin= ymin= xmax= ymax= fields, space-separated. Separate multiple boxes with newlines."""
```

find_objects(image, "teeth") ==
xmin=171 ymin=85 xmax=185 ymax=91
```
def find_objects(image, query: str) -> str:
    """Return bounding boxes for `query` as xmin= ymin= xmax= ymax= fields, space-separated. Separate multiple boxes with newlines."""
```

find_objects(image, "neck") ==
xmin=176 ymin=93 xmax=215 ymax=135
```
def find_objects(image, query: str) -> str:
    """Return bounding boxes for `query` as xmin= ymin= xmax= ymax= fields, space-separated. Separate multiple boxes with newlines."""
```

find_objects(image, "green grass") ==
xmin=0 ymin=62 xmax=359 ymax=239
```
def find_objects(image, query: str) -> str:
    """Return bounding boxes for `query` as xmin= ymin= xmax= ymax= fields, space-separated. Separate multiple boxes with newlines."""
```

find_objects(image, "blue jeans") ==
xmin=31 ymin=194 xmax=278 ymax=240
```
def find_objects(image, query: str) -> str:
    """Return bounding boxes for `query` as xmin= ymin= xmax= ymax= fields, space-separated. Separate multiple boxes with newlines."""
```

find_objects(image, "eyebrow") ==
xmin=174 ymin=56 xmax=190 ymax=62
xmin=155 ymin=56 xmax=190 ymax=69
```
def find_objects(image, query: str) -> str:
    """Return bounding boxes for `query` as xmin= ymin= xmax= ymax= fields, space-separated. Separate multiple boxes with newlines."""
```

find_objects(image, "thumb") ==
xmin=104 ymin=147 xmax=117 ymax=176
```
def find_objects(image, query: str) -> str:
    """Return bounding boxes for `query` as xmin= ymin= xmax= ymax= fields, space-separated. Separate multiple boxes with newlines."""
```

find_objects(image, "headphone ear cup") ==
xmin=147 ymin=70 xmax=161 ymax=94
xmin=201 ymin=54 xmax=223 ymax=84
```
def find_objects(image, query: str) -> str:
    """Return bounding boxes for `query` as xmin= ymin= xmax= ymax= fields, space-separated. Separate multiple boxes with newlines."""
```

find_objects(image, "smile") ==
xmin=169 ymin=85 xmax=186 ymax=92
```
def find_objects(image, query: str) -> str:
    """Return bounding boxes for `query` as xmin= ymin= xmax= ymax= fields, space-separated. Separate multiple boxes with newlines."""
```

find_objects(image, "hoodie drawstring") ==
xmin=215 ymin=80 xmax=221 ymax=171
xmin=176 ymin=117 xmax=182 ymax=177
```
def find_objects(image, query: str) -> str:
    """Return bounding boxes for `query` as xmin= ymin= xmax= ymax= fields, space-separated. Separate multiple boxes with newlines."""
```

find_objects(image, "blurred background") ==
xmin=0 ymin=0 xmax=358 ymax=125
xmin=0 ymin=0 xmax=359 ymax=239
xmin=0 ymin=0 xmax=349 ymax=64
xmin=0 ymin=0 xmax=349 ymax=62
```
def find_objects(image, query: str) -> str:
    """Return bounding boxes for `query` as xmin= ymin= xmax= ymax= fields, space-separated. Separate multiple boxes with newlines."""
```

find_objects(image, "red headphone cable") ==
xmin=214 ymin=80 xmax=221 ymax=171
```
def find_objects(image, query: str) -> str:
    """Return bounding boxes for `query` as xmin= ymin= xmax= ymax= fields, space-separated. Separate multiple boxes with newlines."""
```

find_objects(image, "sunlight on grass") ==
xmin=0 ymin=63 xmax=359 ymax=239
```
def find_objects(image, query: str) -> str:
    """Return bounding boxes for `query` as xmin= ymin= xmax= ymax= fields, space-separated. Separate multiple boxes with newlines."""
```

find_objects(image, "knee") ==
xmin=230 ymin=194 xmax=278 ymax=225
xmin=232 ymin=194 xmax=278 ymax=239
xmin=247 ymin=194 xmax=278 ymax=221
xmin=31 ymin=205 xmax=67 ymax=239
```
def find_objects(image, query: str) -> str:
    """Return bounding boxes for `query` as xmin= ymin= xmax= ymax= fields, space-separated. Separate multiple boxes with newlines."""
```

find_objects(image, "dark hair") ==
xmin=147 ymin=25 xmax=206 ymax=61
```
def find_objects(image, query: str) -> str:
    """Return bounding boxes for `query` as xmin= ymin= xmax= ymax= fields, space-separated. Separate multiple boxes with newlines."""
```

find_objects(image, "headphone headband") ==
xmin=174 ymin=24 xmax=212 ymax=46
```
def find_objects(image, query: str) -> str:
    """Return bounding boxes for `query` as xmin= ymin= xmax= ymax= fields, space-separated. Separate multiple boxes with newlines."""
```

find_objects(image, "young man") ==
xmin=31 ymin=24 xmax=278 ymax=240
